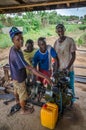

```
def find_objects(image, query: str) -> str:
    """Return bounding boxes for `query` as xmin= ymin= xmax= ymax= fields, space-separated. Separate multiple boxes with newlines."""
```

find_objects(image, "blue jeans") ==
xmin=69 ymin=71 xmax=76 ymax=102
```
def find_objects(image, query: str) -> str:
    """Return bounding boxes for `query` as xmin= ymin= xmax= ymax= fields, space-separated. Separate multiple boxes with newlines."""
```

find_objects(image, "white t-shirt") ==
xmin=54 ymin=36 xmax=76 ymax=71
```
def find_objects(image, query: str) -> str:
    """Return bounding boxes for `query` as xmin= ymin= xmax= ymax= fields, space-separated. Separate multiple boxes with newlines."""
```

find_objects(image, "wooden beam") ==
xmin=67 ymin=2 xmax=70 ymax=7
xmin=0 ymin=0 xmax=86 ymax=10
xmin=74 ymin=66 xmax=86 ymax=69
xmin=14 ymin=0 xmax=26 ymax=4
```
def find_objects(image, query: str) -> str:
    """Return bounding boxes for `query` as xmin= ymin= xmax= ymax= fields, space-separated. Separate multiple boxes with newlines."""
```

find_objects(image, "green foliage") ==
xmin=84 ymin=15 xmax=86 ymax=20
xmin=0 ymin=21 xmax=3 ymax=29
xmin=0 ymin=12 xmax=86 ymax=48
xmin=65 ymin=24 xmax=77 ymax=32
xmin=14 ymin=12 xmax=42 ymax=33
xmin=0 ymin=34 xmax=12 ymax=48
xmin=77 ymin=33 xmax=86 ymax=46
xmin=78 ymin=25 xmax=86 ymax=31
xmin=24 ymin=25 xmax=55 ymax=42
xmin=0 ymin=15 xmax=5 ymax=29
xmin=78 ymin=39 xmax=83 ymax=45
xmin=68 ymin=15 xmax=79 ymax=21
xmin=47 ymin=32 xmax=52 ymax=36
xmin=31 ymin=18 xmax=41 ymax=31
xmin=48 ymin=11 xmax=57 ymax=24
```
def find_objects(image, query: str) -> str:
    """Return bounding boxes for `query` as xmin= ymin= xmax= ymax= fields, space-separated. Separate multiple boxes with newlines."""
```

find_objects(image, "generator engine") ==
xmin=45 ymin=71 xmax=73 ymax=108
xmin=26 ymin=70 xmax=73 ymax=111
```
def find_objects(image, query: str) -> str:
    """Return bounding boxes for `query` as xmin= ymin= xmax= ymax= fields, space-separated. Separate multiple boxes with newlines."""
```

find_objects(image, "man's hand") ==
xmin=62 ymin=68 xmax=69 ymax=75
xmin=26 ymin=66 xmax=53 ymax=86
xmin=45 ymin=76 xmax=53 ymax=86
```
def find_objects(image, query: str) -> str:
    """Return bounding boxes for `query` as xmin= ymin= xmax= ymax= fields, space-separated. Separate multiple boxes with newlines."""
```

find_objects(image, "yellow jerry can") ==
xmin=40 ymin=102 xmax=58 ymax=129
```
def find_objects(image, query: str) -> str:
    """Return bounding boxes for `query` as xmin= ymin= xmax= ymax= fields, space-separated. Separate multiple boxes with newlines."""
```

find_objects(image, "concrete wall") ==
xmin=2 ymin=27 xmax=23 ymax=34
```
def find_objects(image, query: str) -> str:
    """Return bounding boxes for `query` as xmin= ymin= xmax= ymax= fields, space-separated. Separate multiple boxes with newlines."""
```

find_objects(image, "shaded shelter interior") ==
xmin=0 ymin=0 xmax=86 ymax=14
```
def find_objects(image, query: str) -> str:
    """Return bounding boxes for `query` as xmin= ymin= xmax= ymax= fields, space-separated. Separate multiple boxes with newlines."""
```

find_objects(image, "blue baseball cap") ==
xmin=9 ymin=27 xmax=22 ymax=39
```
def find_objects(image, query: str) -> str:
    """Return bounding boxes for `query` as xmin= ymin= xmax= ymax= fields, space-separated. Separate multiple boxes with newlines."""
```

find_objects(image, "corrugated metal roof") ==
xmin=0 ymin=0 xmax=86 ymax=14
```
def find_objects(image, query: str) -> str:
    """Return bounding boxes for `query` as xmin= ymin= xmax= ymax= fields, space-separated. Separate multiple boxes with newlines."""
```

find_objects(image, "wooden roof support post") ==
xmin=67 ymin=2 xmax=70 ymax=7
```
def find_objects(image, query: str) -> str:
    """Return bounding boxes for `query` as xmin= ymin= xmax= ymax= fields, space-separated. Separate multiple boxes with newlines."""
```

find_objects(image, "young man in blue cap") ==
xmin=9 ymin=27 xmax=52 ymax=114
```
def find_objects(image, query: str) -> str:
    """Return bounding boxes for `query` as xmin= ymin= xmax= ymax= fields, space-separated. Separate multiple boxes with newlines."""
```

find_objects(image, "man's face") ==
xmin=56 ymin=28 xmax=65 ymax=38
xmin=12 ymin=33 xmax=24 ymax=49
xmin=38 ymin=40 xmax=46 ymax=53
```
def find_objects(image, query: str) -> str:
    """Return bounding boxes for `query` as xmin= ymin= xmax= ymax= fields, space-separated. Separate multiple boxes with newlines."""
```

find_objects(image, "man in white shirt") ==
xmin=54 ymin=24 xmax=76 ymax=103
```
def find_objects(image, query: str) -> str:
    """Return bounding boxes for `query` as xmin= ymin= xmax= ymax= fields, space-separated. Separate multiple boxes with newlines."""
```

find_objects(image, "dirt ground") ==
xmin=0 ymin=41 xmax=86 ymax=130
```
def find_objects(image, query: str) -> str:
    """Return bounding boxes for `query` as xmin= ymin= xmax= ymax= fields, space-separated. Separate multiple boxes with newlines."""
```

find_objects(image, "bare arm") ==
xmin=54 ymin=41 xmax=60 ymax=70
xmin=53 ymin=57 xmax=59 ymax=72
xmin=26 ymin=65 xmax=52 ymax=85
xmin=66 ymin=51 xmax=76 ymax=70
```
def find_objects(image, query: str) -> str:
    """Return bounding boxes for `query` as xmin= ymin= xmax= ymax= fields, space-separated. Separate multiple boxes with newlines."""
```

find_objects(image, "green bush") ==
xmin=47 ymin=32 xmax=52 ymax=36
xmin=78 ymin=39 xmax=83 ymax=46
xmin=78 ymin=26 xmax=86 ymax=31
xmin=0 ymin=34 xmax=12 ymax=48
xmin=66 ymin=24 xmax=79 ymax=32
xmin=77 ymin=33 xmax=86 ymax=46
